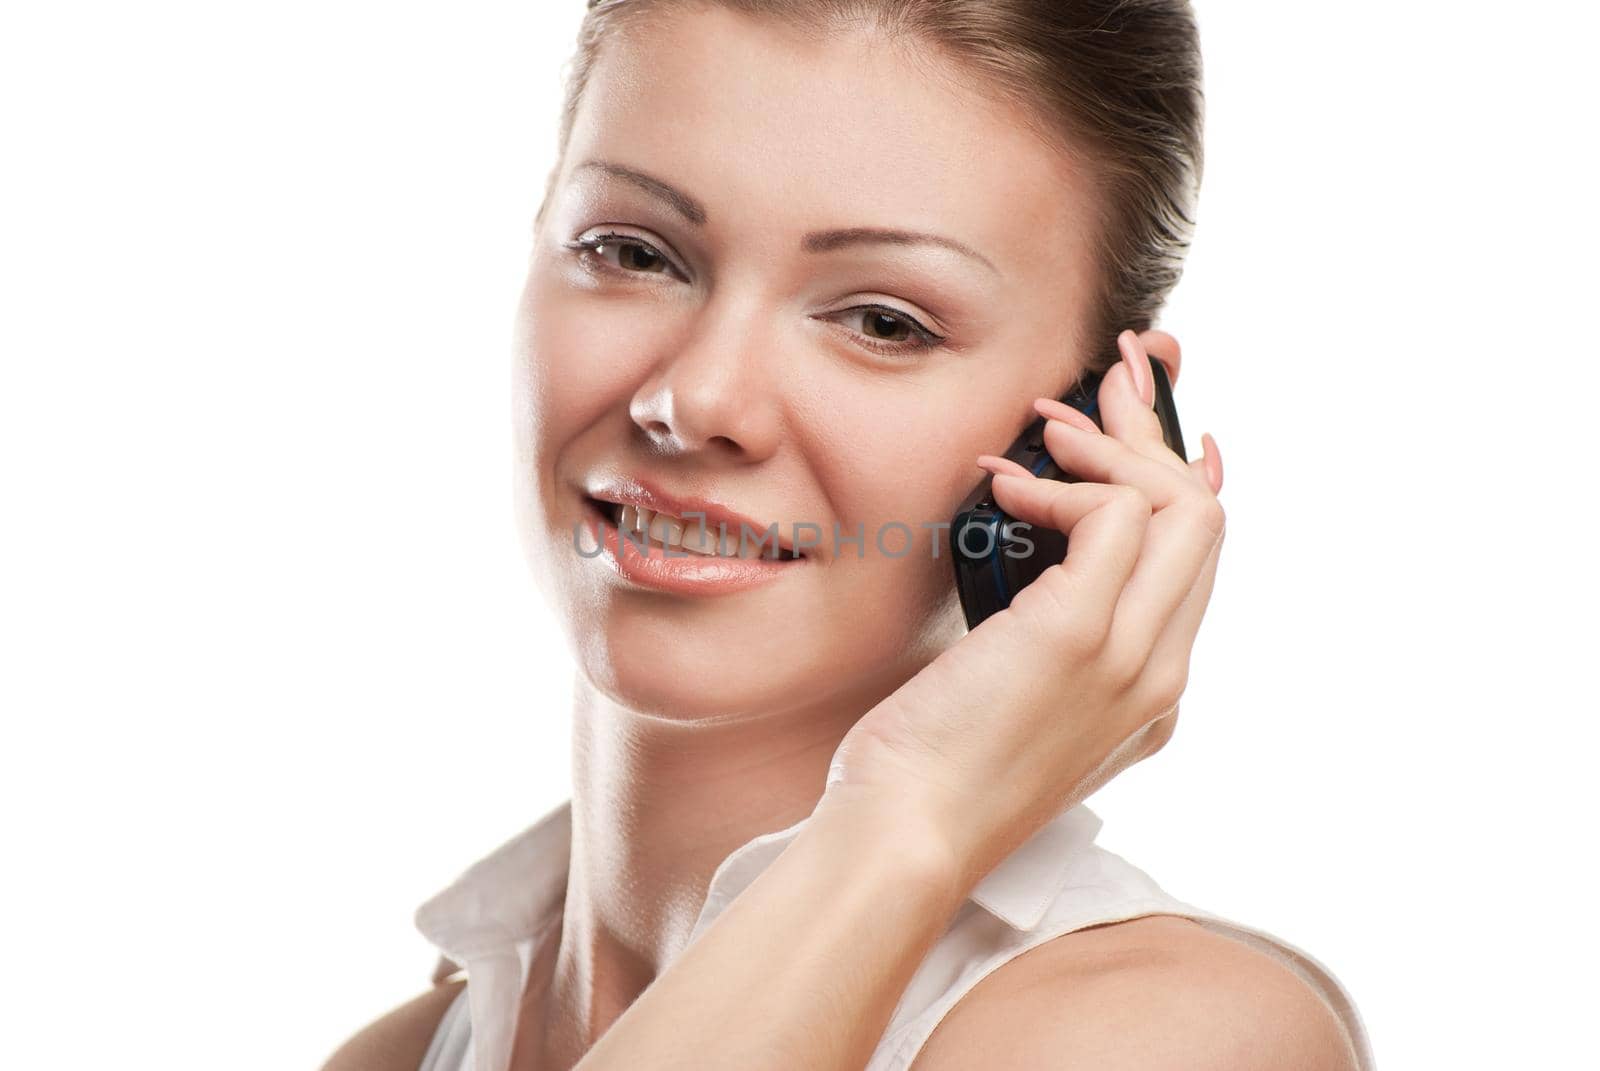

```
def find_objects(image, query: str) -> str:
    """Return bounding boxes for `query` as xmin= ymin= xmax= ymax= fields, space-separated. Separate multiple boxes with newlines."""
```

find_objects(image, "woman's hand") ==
xmin=822 ymin=328 xmax=1227 ymax=890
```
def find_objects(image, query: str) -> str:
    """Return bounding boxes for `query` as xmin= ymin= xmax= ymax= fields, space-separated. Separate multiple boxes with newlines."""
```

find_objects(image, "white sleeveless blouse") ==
xmin=414 ymin=799 xmax=1374 ymax=1071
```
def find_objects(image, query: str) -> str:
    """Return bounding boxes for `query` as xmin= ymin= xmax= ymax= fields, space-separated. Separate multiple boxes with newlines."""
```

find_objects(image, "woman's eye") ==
xmin=567 ymin=233 xmax=681 ymax=278
xmin=828 ymin=305 xmax=946 ymax=356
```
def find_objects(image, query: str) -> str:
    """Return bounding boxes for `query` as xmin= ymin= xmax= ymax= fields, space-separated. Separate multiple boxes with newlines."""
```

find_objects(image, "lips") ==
xmin=583 ymin=475 xmax=808 ymax=561
xmin=588 ymin=499 xmax=804 ymax=561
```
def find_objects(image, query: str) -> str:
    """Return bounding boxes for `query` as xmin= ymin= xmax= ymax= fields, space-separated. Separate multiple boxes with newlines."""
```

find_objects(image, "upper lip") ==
xmin=584 ymin=475 xmax=807 ymax=558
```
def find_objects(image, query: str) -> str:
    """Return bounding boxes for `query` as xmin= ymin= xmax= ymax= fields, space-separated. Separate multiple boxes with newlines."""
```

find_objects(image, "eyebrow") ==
xmin=577 ymin=160 xmax=708 ymax=227
xmin=574 ymin=159 xmax=1000 ymax=277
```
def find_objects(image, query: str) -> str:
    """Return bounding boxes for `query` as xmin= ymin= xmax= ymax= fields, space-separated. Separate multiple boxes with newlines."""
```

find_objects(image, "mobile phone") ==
xmin=950 ymin=353 xmax=1186 ymax=631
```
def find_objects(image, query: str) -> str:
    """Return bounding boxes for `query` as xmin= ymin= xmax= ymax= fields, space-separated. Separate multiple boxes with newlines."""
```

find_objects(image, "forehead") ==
xmin=562 ymin=4 xmax=1099 ymax=279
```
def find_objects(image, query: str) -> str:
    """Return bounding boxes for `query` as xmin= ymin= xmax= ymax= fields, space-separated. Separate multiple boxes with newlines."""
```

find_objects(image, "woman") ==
xmin=324 ymin=1 xmax=1372 ymax=1068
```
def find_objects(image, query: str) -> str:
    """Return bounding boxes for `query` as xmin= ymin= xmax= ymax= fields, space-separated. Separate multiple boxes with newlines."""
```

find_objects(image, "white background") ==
xmin=4 ymin=2 xmax=1596 ymax=1068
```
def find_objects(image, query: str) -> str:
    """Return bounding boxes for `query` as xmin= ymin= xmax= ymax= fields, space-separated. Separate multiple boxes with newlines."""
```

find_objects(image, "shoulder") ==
xmin=909 ymin=914 xmax=1358 ymax=1071
xmin=319 ymin=977 xmax=467 ymax=1071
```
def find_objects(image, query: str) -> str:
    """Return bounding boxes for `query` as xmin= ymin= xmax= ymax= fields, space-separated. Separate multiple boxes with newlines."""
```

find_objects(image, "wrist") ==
xmin=808 ymin=786 xmax=975 ymax=909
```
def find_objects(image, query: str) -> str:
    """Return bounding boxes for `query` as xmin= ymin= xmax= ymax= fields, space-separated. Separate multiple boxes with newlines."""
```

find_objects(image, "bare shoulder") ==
xmin=319 ymin=977 xmax=467 ymax=1071
xmin=909 ymin=914 xmax=1358 ymax=1071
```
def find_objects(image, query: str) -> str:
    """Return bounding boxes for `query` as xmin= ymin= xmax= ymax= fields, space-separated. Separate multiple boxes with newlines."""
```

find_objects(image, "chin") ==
xmin=581 ymin=640 xmax=805 ymax=722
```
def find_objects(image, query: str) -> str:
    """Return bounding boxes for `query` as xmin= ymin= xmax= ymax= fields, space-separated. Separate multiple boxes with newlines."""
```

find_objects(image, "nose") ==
xmin=628 ymin=304 xmax=782 ymax=463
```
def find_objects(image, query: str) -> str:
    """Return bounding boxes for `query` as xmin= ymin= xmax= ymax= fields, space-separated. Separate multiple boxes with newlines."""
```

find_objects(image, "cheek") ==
xmin=822 ymin=406 xmax=998 ymax=548
xmin=811 ymin=383 xmax=1030 ymax=648
xmin=811 ymin=408 xmax=995 ymax=629
xmin=817 ymin=463 xmax=974 ymax=670
xmin=512 ymin=262 xmax=668 ymax=466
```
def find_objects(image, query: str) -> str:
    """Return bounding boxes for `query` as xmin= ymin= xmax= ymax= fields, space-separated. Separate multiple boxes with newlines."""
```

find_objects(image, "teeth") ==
xmin=608 ymin=501 xmax=795 ymax=560
xmin=647 ymin=511 xmax=685 ymax=550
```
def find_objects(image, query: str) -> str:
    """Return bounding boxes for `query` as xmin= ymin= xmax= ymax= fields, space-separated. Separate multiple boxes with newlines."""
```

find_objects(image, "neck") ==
xmin=530 ymin=668 xmax=898 ymax=1067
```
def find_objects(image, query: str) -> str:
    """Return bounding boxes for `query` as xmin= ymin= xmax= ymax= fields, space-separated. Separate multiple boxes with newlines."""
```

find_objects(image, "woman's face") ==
xmin=514 ymin=5 xmax=1104 ymax=720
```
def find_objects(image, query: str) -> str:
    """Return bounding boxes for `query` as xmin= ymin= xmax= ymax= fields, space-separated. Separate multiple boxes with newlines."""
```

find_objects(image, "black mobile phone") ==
xmin=950 ymin=353 xmax=1186 ymax=631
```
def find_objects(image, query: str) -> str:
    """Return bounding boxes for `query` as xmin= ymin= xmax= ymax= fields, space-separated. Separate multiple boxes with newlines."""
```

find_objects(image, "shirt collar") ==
xmin=415 ymin=797 xmax=1104 ymax=972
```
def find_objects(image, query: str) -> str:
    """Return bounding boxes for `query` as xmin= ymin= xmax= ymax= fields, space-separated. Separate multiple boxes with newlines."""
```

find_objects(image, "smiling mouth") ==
xmin=585 ymin=497 xmax=805 ymax=562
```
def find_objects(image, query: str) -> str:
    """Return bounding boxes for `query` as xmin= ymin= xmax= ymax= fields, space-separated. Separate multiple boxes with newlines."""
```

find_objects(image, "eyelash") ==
xmin=833 ymin=305 xmax=945 ymax=356
xmin=563 ymin=232 xmax=948 ymax=356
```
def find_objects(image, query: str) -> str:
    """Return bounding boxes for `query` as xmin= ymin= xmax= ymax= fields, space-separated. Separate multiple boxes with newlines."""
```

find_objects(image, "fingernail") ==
xmin=1202 ymin=432 xmax=1223 ymax=492
xmin=1033 ymin=397 xmax=1099 ymax=432
xmin=977 ymin=453 xmax=1035 ymax=479
xmin=1119 ymin=330 xmax=1155 ymax=408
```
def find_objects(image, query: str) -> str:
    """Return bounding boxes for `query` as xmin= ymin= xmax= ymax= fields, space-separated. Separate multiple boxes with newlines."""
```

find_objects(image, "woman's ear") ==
xmin=1137 ymin=328 xmax=1182 ymax=388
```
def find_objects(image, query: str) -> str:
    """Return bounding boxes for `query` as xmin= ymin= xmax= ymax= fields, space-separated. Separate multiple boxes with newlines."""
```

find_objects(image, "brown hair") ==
xmin=540 ymin=0 xmax=1204 ymax=376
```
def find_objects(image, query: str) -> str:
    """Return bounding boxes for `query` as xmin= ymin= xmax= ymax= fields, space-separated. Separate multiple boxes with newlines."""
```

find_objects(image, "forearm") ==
xmin=572 ymin=798 xmax=968 ymax=1071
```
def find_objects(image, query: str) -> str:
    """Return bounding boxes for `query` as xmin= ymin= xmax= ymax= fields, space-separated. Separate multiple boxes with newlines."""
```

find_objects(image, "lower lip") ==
xmin=579 ymin=500 xmax=807 ymax=596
